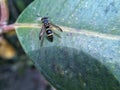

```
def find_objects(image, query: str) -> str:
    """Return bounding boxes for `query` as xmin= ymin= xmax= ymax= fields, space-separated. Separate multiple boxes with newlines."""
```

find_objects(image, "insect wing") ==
xmin=50 ymin=23 xmax=63 ymax=32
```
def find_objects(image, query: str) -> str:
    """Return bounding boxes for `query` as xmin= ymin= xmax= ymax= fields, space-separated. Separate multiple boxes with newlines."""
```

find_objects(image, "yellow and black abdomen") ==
xmin=46 ymin=29 xmax=53 ymax=42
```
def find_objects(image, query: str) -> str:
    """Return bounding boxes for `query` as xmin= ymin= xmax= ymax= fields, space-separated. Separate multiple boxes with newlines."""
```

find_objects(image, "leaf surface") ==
xmin=16 ymin=0 xmax=120 ymax=90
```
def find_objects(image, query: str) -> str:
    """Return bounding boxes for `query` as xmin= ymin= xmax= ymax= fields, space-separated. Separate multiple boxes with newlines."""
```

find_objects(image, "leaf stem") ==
xmin=2 ymin=23 xmax=120 ymax=41
xmin=0 ymin=0 xmax=9 ymax=25
xmin=15 ymin=23 xmax=41 ymax=28
xmin=1 ymin=23 xmax=40 ymax=33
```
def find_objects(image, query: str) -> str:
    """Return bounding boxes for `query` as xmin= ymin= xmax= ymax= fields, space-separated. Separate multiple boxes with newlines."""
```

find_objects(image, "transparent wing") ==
xmin=50 ymin=23 xmax=63 ymax=32
xmin=53 ymin=32 xmax=61 ymax=38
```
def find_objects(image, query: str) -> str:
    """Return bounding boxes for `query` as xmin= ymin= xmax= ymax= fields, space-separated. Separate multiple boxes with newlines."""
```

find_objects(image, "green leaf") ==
xmin=16 ymin=0 xmax=120 ymax=90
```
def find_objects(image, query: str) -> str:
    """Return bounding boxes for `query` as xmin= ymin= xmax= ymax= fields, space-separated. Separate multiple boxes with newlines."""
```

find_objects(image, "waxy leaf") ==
xmin=16 ymin=0 xmax=120 ymax=90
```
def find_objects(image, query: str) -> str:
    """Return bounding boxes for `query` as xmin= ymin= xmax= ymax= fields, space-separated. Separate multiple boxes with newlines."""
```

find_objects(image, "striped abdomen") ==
xmin=46 ymin=29 xmax=53 ymax=42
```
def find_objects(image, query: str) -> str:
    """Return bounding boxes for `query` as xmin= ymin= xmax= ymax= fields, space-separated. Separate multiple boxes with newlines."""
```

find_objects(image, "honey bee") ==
xmin=39 ymin=17 xmax=63 ymax=45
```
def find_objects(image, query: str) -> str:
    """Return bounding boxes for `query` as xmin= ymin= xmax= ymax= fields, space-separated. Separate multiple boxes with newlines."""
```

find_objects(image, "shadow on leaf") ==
xmin=29 ymin=47 xmax=120 ymax=90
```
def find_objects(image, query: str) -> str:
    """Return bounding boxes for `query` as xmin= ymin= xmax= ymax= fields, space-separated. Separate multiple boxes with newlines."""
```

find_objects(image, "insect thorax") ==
xmin=44 ymin=23 xmax=49 ymax=28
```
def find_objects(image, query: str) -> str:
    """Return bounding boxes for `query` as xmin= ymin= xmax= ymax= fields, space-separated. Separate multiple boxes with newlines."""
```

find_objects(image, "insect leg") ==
xmin=39 ymin=25 xmax=45 ymax=40
xmin=39 ymin=26 xmax=45 ymax=46
xmin=50 ymin=23 xmax=63 ymax=32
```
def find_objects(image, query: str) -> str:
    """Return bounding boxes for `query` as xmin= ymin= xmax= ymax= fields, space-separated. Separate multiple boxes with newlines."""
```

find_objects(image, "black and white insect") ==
xmin=39 ymin=17 xmax=63 ymax=45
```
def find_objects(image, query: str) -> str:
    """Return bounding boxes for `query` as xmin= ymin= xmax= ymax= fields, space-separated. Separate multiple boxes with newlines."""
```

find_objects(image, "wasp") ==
xmin=39 ymin=17 xmax=63 ymax=45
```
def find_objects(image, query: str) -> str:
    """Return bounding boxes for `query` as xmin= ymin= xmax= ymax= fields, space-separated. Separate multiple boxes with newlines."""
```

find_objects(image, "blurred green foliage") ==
xmin=8 ymin=0 xmax=33 ymax=23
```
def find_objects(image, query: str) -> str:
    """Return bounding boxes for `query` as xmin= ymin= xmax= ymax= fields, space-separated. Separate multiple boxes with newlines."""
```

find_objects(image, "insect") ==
xmin=39 ymin=17 xmax=63 ymax=45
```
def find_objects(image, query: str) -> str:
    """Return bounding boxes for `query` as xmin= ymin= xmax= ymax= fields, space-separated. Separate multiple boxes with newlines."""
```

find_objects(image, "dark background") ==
xmin=0 ymin=0 xmax=54 ymax=90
